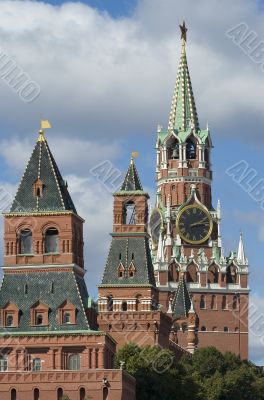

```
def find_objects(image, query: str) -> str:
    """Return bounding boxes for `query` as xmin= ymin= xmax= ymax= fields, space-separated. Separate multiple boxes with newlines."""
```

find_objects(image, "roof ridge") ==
xmin=9 ymin=144 xmax=37 ymax=212
xmin=43 ymin=139 xmax=66 ymax=210
xmin=120 ymin=158 xmax=144 ymax=192
xmin=168 ymin=25 xmax=199 ymax=133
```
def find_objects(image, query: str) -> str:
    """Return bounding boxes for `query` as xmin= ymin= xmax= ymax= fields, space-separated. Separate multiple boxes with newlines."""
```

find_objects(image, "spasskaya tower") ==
xmin=150 ymin=22 xmax=249 ymax=359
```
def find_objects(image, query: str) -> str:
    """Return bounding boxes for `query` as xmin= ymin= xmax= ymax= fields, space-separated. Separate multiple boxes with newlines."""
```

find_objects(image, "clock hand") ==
xmin=190 ymin=218 xmax=208 ymax=227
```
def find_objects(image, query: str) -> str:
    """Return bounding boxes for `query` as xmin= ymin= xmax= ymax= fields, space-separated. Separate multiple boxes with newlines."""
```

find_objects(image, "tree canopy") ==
xmin=115 ymin=344 xmax=264 ymax=400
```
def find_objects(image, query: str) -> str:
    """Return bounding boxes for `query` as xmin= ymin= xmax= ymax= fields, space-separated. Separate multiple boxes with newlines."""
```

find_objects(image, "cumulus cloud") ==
xmin=0 ymin=0 xmax=262 ymax=141
xmin=0 ymin=0 xmax=263 ymax=362
xmin=0 ymin=136 xmax=122 ymax=175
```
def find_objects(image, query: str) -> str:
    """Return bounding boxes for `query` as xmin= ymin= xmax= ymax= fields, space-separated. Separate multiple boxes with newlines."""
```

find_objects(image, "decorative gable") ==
xmin=57 ymin=300 xmax=76 ymax=325
xmin=30 ymin=301 xmax=49 ymax=326
xmin=0 ymin=302 xmax=19 ymax=328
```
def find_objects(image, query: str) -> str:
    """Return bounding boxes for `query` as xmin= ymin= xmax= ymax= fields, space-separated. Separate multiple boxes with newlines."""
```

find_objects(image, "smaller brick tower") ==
xmin=0 ymin=129 xmax=137 ymax=400
xmin=98 ymin=156 xmax=171 ymax=350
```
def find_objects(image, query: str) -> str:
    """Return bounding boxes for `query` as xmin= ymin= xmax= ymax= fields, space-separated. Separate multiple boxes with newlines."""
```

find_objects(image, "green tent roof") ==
xmin=10 ymin=133 xmax=77 ymax=214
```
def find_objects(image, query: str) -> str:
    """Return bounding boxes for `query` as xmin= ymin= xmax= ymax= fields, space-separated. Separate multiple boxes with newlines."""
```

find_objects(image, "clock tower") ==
xmin=150 ymin=22 xmax=249 ymax=359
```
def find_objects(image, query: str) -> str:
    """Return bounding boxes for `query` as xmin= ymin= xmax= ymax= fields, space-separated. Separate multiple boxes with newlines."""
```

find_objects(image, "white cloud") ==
xmin=0 ymin=0 xmax=263 ymax=362
xmin=0 ymin=136 xmax=122 ymax=175
xmin=0 ymin=0 xmax=262 ymax=141
xmin=65 ymin=174 xmax=113 ymax=294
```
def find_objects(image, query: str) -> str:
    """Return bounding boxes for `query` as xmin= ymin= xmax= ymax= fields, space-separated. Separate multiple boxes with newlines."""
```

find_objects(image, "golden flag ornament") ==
xmin=41 ymin=120 xmax=51 ymax=129
xmin=132 ymin=151 xmax=139 ymax=158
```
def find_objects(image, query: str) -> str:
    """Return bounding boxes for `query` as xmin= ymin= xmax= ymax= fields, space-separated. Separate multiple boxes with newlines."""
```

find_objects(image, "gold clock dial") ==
xmin=176 ymin=204 xmax=213 ymax=244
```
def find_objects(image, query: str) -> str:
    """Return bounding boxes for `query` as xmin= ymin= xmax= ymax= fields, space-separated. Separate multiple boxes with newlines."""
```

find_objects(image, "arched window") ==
xmin=128 ymin=263 xmax=136 ymax=278
xmin=45 ymin=228 xmax=59 ymax=253
xmin=186 ymin=138 xmax=196 ymax=159
xmin=211 ymin=295 xmax=216 ymax=310
xmin=34 ymin=388 xmax=40 ymax=400
xmin=0 ymin=355 xmax=8 ymax=371
xmin=123 ymin=201 xmax=136 ymax=225
xmin=19 ymin=229 xmax=32 ymax=254
xmin=212 ymin=326 xmax=217 ymax=332
xmin=68 ymin=354 xmax=80 ymax=371
xmin=107 ymin=295 xmax=113 ymax=311
xmin=226 ymin=265 xmax=238 ymax=284
xmin=171 ymin=143 xmax=179 ymax=159
xmin=232 ymin=295 xmax=238 ymax=310
xmin=32 ymin=358 xmax=41 ymax=371
xmin=201 ymin=326 xmax=206 ymax=331
xmin=6 ymin=314 xmax=14 ymax=327
xmin=200 ymin=295 xmax=206 ymax=309
xmin=208 ymin=265 xmax=219 ymax=284
xmin=122 ymin=301 xmax=128 ymax=312
xmin=168 ymin=263 xmax=179 ymax=282
xmin=224 ymin=326 xmax=229 ymax=332
xmin=11 ymin=389 xmax=17 ymax=400
xmin=63 ymin=312 xmax=71 ymax=324
xmin=222 ymin=295 xmax=227 ymax=310
xmin=57 ymin=388 xmax=63 ymax=400
xmin=80 ymin=388 xmax=86 ymax=400
xmin=186 ymin=264 xmax=198 ymax=283
xmin=103 ymin=387 xmax=109 ymax=400
xmin=117 ymin=264 xmax=125 ymax=278
xmin=36 ymin=313 xmax=43 ymax=325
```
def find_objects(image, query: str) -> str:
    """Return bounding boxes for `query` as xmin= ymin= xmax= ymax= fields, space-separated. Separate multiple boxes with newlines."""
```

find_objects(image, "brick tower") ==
xmin=150 ymin=22 xmax=249 ymax=358
xmin=98 ymin=156 xmax=171 ymax=350
xmin=0 ymin=129 xmax=135 ymax=400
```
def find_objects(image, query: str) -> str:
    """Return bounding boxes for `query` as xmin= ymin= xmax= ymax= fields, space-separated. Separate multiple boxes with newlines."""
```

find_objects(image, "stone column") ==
xmin=92 ymin=348 xmax=97 ymax=368
xmin=98 ymin=348 xmax=104 ymax=369
xmin=182 ymin=144 xmax=187 ymax=167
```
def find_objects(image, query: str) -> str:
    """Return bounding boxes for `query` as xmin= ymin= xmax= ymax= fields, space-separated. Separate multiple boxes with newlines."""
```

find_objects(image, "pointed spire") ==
xmin=120 ymin=155 xmax=144 ymax=192
xmin=156 ymin=231 xmax=165 ymax=263
xmin=172 ymin=273 xmax=191 ymax=320
xmin=168 ymin=22 xmax=199 ymax=133
xmin=237 ymin=231 xmax=247 ymax=265
xmin=9 ymin=130 xmax=77 ymax=214
xmin=217 ymin=199 xmax=221 ymax=219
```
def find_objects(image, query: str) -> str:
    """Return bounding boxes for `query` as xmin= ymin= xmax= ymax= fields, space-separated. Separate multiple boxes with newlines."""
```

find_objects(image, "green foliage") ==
xmin=115 ymin=344 xmax=264 ymax=400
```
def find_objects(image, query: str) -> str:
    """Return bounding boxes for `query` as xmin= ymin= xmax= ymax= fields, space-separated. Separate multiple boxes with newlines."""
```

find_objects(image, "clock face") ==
xmin=176 ymin=205 xmax=213 ymax=244
xmin=149 ymin=208 xmax=163 ymax=244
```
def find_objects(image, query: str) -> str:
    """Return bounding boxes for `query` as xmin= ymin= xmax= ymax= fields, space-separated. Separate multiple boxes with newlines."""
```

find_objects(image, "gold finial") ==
xmin=179 ymin=20 xmax=187 ymax=43
xmin=37 ymin=120 xmax=51 ymax=142
xmin=37 ymin=129 xmax=45 ymax=142
xmin=131 ymin=151 xmax=139 ymax=164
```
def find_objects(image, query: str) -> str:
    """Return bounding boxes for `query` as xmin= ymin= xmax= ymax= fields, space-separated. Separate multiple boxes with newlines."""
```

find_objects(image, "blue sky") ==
xmin=0 ymin=0 xmax=264 ymax=362
xmin=45 ymin=0 xmax=138 ymax=17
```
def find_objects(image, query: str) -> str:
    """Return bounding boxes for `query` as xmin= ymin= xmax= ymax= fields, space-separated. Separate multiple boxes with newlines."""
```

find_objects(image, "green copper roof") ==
xmin=101 ymin=236 xmax=156 ymax=286
xmin=10 ymin=133 xmax=77 ymax=214
xmin=0 ymin=270 xmax=90 ymax=332
xmin=172 ymin=275 xmax=191 ymax=320
xmin=120 ymin=158 xmax=143 ymax=192
xmin=157 ymin=24 xmax=211 ymax=146
xmin=168 ymin=34 xmax=199 ymax=133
